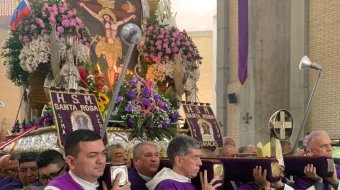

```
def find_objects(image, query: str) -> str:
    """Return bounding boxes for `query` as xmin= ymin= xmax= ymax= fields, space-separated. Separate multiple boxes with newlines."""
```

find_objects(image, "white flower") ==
xmin=8 ymin=30 xmax=13 ymax=36
xmin=1 ymin=41 xmax=7 ymax=48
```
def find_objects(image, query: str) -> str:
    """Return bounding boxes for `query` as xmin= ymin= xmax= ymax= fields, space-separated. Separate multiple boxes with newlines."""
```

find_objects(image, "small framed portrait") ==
xmin=198 ymin=119 xmax=215 ymax=142
xmin=110 ymin=165 xmax=128 ymax=186
xmin=71 ymin=111 xmax=94 ymax=131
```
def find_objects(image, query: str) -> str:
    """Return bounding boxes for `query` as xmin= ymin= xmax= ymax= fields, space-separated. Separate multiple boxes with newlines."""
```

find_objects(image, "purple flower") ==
xmin=128 ymin=91 xmax=136 ymax=99
xmin=142 ymin=98 xmax=150 ymax=106
xmin=116 ymin=96 xmax=123 ymax=103
xmin=154 ymin=94 xmax=161 ymax=102
xmin=125 ymin=104 xmax=134 ymax=112
xmin=144 ymin=88 xmax=152 ymax=96
xmin=129 ymin=76 xmax=138 ymax=87
xmin=160 ymin=121 xmax=170 ymax=128
xmin=171 ymin=113 xmax=178 ymax=121
xmin=148 ymin=125 xmax=153 ymax=130
xmin=162 ymin=101 xmax=168 ymax=111
xmin=127 ymin=119 xmax=134 ymax=127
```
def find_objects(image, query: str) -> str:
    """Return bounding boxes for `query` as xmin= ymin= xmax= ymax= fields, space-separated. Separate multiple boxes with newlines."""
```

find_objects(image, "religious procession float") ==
xmin=1 ymin=0 xmax=339 ymax=185
xmin=0 ymin=0 xmax=223 ymax=157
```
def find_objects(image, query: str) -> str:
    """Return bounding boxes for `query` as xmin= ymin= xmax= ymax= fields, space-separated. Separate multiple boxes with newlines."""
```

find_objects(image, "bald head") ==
xmin=219 ymin=145 xmax=237 ymax=157
xmin=0 ymin=155 xmax=10 ymax=177
xmin=223 ymin=137 xmax=235 ymax=146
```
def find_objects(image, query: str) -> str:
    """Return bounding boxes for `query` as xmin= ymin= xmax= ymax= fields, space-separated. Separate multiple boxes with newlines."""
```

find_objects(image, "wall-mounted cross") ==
xmin=243 ymin=112 xmax=252 ymax=124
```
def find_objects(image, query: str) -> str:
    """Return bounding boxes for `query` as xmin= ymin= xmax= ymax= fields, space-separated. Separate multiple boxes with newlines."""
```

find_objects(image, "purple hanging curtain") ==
xmin=238 ymin=0 xmax=249 ymax=85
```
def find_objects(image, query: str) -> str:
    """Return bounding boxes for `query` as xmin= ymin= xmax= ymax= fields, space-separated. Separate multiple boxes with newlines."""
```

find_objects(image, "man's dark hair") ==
xmin=18 ymin=152 xmax=38 ymax=166
xmin=36 ymin=150 xmax=64 ymax=169
xmin=65 ymin=129 xmax=102 ymax=158
xmin=9 ymin=153 xmax=20 ymax=161
xmin=167 ymin=135 xmax=201 ymax=166
xmin=238 ymin=146 xmax=248 ymax=153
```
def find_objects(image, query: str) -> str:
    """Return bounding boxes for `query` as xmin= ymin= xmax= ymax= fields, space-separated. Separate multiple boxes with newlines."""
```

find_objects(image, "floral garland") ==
xmin=1 ymin=0 xmax=91 ymax=86
xmin=111 ymin=76 xmax=179 ymax=140
xmin=11 ymin=110 xmax=54 ymax=134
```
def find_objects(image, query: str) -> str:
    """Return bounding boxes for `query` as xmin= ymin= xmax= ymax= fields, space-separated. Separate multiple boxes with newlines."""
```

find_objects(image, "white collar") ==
xmin=138 ymin=172 xmax=153 ymax=182
xmin=69 ymin=171 xmax=99 ymax=190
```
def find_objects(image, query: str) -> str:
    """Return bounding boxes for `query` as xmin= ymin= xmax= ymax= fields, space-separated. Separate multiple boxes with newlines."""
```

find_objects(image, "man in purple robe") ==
xmin=0 ymin=153 xmax=20 ymax=187
xmin=146 ymin=135 xmax=222 ymax=190
xmin=45 ymin=129 xmax=130 ymax=190
xmin=293 ymin=130 xmax=340 ymax=190
xmin=129 ymin=141 xmax=160 ymax=190
xmin=30 ymin=150 xmax=66 ymax=187
xmin=0 ymin=152 xmax=39 ymax=190
xmin=106 ymin=143 xmax=131 ymax=169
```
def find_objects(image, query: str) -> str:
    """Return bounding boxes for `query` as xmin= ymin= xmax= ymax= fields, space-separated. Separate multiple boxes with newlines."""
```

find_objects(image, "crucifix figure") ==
xmin=274 ymin=111 xmax=293 ymax=139
xmin=243 ymin=112 xmax=252 ymax=124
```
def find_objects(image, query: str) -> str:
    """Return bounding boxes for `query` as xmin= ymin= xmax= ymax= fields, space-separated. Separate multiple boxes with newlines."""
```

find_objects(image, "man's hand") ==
xmin=253 ymin=166 xmax=270 ymax=190
xmin=102 ymin=172 xmax=131 ymax=190
xmin=304 ymin=164 xmax=323 ymax=183
xmin=199 ymin=170 xmax=222 ymax=190
xmin=325 ymin=165 xmax=339 ymax=186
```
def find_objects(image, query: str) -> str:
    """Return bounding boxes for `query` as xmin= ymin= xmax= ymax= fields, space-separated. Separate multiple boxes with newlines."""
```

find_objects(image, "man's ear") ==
xmin=175 ymin=156 xmax=182 ymax=167
xmin=66 ymin=156 xmax=76 ymax=170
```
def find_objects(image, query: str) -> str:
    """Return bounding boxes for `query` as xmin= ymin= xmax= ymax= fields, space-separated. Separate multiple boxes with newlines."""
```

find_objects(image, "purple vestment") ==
xmin=294 ymin=164 xmax=340 ymax=190
xmin=155 ymin=179 xmax=196 ymax=190
xmin=128 ymin=167 xmax=149 ymax=190
xmin=0 ymin=176 xmax=13 ymax=187
xmin=48 ymin=172 xmax=84 ymax=190
xmin=0 ymin=179 xmax=22 ymax=190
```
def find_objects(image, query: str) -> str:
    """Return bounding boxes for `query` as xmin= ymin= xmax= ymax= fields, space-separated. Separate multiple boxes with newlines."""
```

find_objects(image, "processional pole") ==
xmin=286 ymin=56 xmax=323 ymax=155
xmin=100 ymin=23 xmax=142 ymax=138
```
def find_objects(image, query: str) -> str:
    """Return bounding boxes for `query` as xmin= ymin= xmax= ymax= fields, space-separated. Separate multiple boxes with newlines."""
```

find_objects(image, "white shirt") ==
xmin=44 ymin=171 xmax=99 ymax=190
xmin=138 ymin=172 xmax=153 ymax=182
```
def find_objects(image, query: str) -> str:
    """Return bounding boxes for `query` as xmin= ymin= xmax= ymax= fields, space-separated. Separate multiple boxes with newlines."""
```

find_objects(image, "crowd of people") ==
xmin=0 ymin=130 xmax=336 ymax=190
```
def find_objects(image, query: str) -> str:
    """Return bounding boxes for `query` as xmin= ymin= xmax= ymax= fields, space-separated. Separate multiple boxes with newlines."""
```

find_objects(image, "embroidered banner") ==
xmin=50 ymin=91 xmax=108 ymax=148
xmin=182 ymin=103 xmax=223 ymax=152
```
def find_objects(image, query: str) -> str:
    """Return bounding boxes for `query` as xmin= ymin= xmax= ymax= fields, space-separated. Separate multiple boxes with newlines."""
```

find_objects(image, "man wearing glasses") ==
xmin=0 ymin=152 xmax=39 ymax=190
xmin=0 ymin=154 xmax=10 ymax=180
xmin=0 ymin=153 xmax=20 ymax=188
xmin=32 ymin=150 xmax=65 ymax=187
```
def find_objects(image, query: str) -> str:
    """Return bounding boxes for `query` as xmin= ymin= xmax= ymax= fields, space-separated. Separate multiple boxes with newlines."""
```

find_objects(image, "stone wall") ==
xmin=308 ymin=0 xmax=340 ymax=139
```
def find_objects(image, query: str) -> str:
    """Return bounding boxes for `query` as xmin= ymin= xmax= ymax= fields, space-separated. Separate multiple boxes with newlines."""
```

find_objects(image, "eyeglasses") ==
xmin=38 ymin=165 xmax=65 ymax=184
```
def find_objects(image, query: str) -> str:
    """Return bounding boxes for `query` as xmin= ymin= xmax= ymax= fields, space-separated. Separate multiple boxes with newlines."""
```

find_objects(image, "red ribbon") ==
xmin=0 ymin=126 xmax=36 ymax=150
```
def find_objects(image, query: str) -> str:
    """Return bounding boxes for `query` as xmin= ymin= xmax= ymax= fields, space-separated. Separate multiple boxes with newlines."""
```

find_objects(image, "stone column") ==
xmin=216 ymin=0 xmax=229 ymax=135
xmin=239 ymin=0 xmax=292 ymax=145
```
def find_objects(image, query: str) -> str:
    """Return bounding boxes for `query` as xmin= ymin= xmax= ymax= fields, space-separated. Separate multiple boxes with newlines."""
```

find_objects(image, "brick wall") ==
xmin=226 ymin=0 xmax=240 ymax=146
xmin=308 ymin=1 xmax=340 ymax=139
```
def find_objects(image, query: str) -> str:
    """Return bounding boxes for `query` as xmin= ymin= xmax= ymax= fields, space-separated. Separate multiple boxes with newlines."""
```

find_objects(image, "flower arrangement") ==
xmin=110 ymin=75 xmax=179 ymax=140
xmin=78 ymin=66 xmax=110 ymax=115
xmin=1 ymin=0 xmax=91 ymax=86
xmin=11 ymin=110 xmax=54 ymax=134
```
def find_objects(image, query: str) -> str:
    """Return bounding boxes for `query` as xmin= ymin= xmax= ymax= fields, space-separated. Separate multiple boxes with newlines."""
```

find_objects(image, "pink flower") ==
xmin=156 ymin=45 xmax=162 ymax=50
xmin=176 ymin=40 xmax=180 ymax=46
xmin=164 ymin=55 xmax=169 ymax=61
xmin=164 ymin=39 xmax=169 ymax=43
xmin=155 ymin=26 xmax=159 ymax=30
xmin=75 ymin=17 xmax=83 ymax=25
xmin=187 ymin=53 xmax=192 ymax=58
xmin=162 ymin=43 xmax=168 ymax=49
xmin=160 ymin=28 xmax=165 ymax=34
xmin=173 ymin=47 xmax=179 ymax=53
xmin=147 ymin=26 xmax=154 ymax=31
xmin=57 ymin=26 xmax=64 ymax=34
xmin=72 ymin=8 xmax=77 ymax=15
xmin=189 ymin=47 xmax=193 ymax=51
xmin=165 ymin=30 xmax=169 ymax=35
xmin=51 ymin=4 xmax=58 ymax=15
xmin=42 ymin=11 xmax=47 ymax=17
xmin=55 ymin=31 xmax=60 ymax=36
xmin=23 ymin=35 xmax=29 ymax=42
xmin=182 ymin=55 xmax=187 ymax=60
xmin=146 ymin=31 xmax=151 ymax=35
xmin=173 ymin=54 xmax=178 ymax=59
xmin=172 ymin=32 xmax=178 ymax=38
xmin=43 ymin=3 xmax=48 ymax=9
xmin=62 ymin=20 xmax=70 ymax=27
xmin=31 ymin=24 xmax=37 ymax=30
xmin=70 ymin=19 xmax=77 ymax=26
xmin=58 ymin=3 xmax=67 ymax=13
xmin=67 ymin=11 xmax=74 ymax=18
xmin=150 ymin=47 xmax=155 ymax=51
xmin=165 ymin=48 xmax=171 ymax=54
xmin=157 ymin=52 xmax=163 ymax=57
xmin=48 ymin=17 xmax=56 ymax=24
xmin=171 ymin=43 xmax=176 ymax=47
xmin=186 ymin=41 xmax=190 ymax=46
xmin=149 ymin=40 xmax=154 ymax=45
xmin=61 ymin=15 xmax=67 ymax=21
xmin=41 ymin=30 xmax=47 ymax=35
xmin=155 ymin=40 xmax=162 ymax=46
xmin=146 ymin=57 xmax=150 ymax=62
xmin=144 ymin=53 xmax=149 ymax=57
xmin=18 ymin=35 xmax=23 ymax=41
